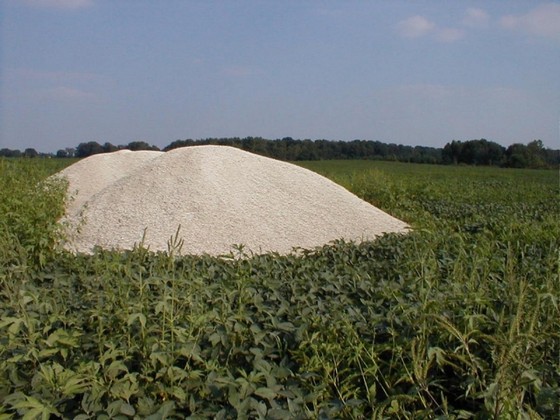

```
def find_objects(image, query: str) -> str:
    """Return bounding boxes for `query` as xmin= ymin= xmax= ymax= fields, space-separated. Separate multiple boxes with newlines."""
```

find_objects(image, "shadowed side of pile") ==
xmin=63 ymin=146 xmax=409 ymax=255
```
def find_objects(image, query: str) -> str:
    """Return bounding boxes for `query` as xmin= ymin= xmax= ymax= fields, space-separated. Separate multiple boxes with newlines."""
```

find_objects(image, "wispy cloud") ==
xmin=396 ymin=15 xmax=435 ymax=39
xmin=462 ymin=8 xmax=489 ymax=27
xmin=21 ymin=0 xmax=93 ymax=10
xmin=396 ymin=15 xmax=464 ymax=42
xmin=398 ymin=5 xmax=559 ymax=43
xmin=500 ymin=3 xmax=560 ymax=40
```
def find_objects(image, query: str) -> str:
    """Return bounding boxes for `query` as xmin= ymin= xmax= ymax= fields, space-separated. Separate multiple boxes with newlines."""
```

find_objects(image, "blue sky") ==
xmin=1 ymin=0 xmax=559 ymax=152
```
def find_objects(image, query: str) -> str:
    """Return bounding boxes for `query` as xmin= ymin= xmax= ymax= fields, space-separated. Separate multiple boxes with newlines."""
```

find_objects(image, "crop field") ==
xmin=0 ymin=157 xmax=558 ymax=419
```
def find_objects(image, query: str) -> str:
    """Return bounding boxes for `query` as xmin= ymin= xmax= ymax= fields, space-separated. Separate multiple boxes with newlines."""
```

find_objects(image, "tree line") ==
xmin=1 ymin=137 xmax=558 ymax=168
xmin=442 ymin=139 xmax=558 ymax=168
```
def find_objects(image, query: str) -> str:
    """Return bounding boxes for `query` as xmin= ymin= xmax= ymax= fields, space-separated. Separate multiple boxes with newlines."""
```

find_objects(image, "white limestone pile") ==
xmin=56 ymin=149 xmax=163 ymax=216
xmin=57 ymin=145 xmax=409 ymax=256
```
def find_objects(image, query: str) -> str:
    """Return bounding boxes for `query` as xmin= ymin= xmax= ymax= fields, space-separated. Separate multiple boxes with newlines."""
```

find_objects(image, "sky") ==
xmin=1 ymin=0 xmax=559 ymax=153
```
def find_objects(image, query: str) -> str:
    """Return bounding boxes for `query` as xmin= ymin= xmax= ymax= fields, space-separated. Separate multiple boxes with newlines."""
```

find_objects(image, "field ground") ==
xmin=0 ymin=157 xmax=558 ymax=418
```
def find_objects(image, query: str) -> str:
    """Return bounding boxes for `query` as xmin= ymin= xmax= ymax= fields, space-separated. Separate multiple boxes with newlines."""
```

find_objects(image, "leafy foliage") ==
xmin=0 ymin=158 xmax=69 ymax=268
xmin=6 ymin=137 xmax=559 ymax=168
xmin=0 ymin=158 xmax=558 ymax=418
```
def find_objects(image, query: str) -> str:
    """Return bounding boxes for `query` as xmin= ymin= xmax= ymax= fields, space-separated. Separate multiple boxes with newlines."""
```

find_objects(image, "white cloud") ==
xmin=21 ymin=0 xmax=93 ymax=10
xmin=396 ymin=15 xmax=464 ymax=42
xmin=396 ymin=15 xmax=435 ymax=38
xmin=462 ymin=8 xmax=489 ymax=27
xmin=500 ymin=3 xmax=560 ymax=39
xmin=436 ymin=28 xmax=465 ymax=43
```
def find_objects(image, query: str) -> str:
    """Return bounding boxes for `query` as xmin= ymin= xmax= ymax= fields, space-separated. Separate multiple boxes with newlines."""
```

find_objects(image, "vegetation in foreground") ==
xmin=0 ymin=158 xmax=558 ymax=419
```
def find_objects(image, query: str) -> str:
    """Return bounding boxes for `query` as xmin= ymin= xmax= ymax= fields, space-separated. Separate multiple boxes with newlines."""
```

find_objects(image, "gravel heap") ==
xmin=57 ymin=146 xmax=409 ymax=256
xmin=57 ymin=149 xmax=163 ymax=216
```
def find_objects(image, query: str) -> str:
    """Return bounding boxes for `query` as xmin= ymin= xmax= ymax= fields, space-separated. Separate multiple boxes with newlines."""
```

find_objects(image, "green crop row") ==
xmin=0 ymin=157 xmax=558 ymax=419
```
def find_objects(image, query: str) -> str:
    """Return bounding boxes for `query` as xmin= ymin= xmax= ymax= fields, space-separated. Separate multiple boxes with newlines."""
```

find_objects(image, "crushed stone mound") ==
xmin=56 ymin=149 xmax=163 ymax=216
xmin=58 ymin=145 xmax=409 ymax=256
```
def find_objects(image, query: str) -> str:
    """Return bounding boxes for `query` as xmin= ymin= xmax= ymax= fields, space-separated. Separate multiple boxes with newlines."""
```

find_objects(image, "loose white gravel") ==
xmin=57 ymin=145 xmax=409 ymax=256
xmin=56 ymin=149 xmax=163 ymax=216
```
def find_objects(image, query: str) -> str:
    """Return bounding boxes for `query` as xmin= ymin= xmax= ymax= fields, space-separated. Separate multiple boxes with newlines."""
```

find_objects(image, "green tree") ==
xmin=76 ymin=141 xmax=104 ymax=158
xmin=24 ymin=148 xmax=39 ymax=158
xmin=126 ymin=141 xmax=160 ymax=151
xmin=0 ymin=148 xmax=22 ymax=157
xmin=102 ymin=142 xmax=118 ymax=153
xmin=505 ymin=143 xmax=528 ymax=168
xmin=442 ymin=140 xmax=463 ymax=164
xmin=526 ymin=140 xmax=547 ymax=168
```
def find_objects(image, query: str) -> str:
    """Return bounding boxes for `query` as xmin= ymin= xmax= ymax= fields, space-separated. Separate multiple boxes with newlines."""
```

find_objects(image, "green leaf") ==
xmin=0 ymin=317 xmax=21 ymax=330
xmin=171 ymin=386 xmax=187 ymax=402
xmin=61 ymin=374 xmax=89 ymax=396
xmin=119 ymin=402 xmax=136 ymax=416
xmin=11 ymin=396 xmax=60 ymax=419
xmin=209 ymin=332 xmax=221 ymax=347
xmin=7 ymin=319 xmax=24 ymax=336
xmin=268 ymin=409 xmax=292 ymax=419
xmin=106 ymin=360 xmax=129 ymax=380
xmin=144 ymin=401 xmax=176 ymax=420
xmin=45 ymin=329 xmax=80 ymax=347
xmin=110 ymin=376 xmax=139 ymax=401
xmin=127 ymin=313 xmax=147 ymax=328
xmin=254 ymin=387 xmax=276 ymax=400
xmin=37 ymin=348 xmax=59 ymax=359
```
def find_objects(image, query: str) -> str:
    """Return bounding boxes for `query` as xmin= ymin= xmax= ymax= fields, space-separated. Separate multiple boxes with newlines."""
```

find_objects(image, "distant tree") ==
xmin=543 ymin=146 xmax=560 ymax=166
xmin=164 ymin=139 xmax=196 ymax=151
xmin=76 ymin=141 xmax=104 ymax=158
xmin=125 ymin=141 xmax=160 ymax=151
xmin=442 ymin=140 xmax=463 ymax=164
xmin=486 ymin=141 xmax=505 ymax=166
xmin=160 ymin=137 xmax=556 ymax=168
xmin=505 ymin=143 xmax=528 ymax=168
xmin=526 ymin=140 xmax=547 ymax=168
xmin=300 ymin=139 xmax=319 ymax=160
xmin=0 ymin=148 xmax=22 ymax=157
xmin=102 ymin=142 xmax=118 ymax=153
xmin=505 ymin=140 xmax=548 ymax=168
xmin=56 ymin=149 xmax=68 ymax=158
xmin=411 ymin=146 xmax=441 ymax=164
xmin=443 ymin=139 xmax=504 ymax=165
xmin=24 ymin=148 xmax=39 ymax=158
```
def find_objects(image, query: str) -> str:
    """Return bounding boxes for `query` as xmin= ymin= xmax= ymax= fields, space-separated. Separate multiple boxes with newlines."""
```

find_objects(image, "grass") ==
xmin=0 ymin=157 xmax=558 ymax=418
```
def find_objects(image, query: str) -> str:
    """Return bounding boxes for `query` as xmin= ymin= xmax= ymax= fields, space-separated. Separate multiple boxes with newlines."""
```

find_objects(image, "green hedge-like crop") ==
xmin=0 ymin=158 xmax=558 ymax=418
